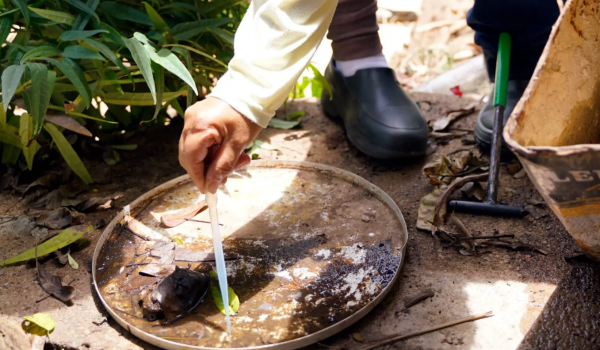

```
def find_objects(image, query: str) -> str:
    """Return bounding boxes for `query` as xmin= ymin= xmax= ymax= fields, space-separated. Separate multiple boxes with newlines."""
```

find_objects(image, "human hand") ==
xmin=179 ymin=97 xmax=263 ymax=194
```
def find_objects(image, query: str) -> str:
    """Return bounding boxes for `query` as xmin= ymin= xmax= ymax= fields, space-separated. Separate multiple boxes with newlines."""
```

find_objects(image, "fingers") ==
xmin=205 ymin=140 xmax=246 ymax=194
xmin=179 ymin=129 xmax=218 ymax=193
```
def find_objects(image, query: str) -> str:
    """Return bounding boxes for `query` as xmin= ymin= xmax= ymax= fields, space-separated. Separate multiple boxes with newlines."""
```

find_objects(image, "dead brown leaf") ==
xmin=461 ymin=182 xmax=486 ymax=201
xmin=161 ymin=201 xmax=208 ymax=228
xmin=29 ymin=190 xmax=63 ymax=210
xmin=64 ymin=101 xmax=77 ymax=114
xmin=35 ymin=244 xmax=74 ymax=303
xmin=36 ymin=208 xmax=72 ymax=230
xmin=45 ymin=114 xmax=92 ymax=137
xmin=63 ymin=197 xmax=114 ymax=212
xmin=430 ymin=104 xmax=477 ymax=132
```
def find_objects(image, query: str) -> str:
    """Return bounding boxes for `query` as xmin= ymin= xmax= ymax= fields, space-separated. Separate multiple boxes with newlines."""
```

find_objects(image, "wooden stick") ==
xmin=358 ymin=311 xmax=493 ymax=350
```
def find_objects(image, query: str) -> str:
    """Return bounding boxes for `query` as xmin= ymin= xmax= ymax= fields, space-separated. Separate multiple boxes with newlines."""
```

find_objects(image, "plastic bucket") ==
xmin=504 ymin=0 xmax=600 ymax=260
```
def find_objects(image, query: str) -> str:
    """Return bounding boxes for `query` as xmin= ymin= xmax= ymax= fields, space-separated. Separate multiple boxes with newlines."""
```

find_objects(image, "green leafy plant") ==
xmin=0 ymin=0 xmax=247 ymax=182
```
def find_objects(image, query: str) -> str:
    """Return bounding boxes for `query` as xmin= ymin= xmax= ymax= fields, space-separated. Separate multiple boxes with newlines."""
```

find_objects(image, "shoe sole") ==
xmin=474 ymin=116 xmax=515 ymax=160
xmin=321 ymin=93 xmax=426 ymax=160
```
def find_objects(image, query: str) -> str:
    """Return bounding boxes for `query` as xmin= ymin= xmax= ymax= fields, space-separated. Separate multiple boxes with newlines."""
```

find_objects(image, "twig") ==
xmin=450 ymin=215 xmax=472 ymax=237
xmin=358 ymin=311 xmax=493 ymax=350
xmin=440 ymin=165 xmax=488 ymax=179
xmin=184 ymin=218 xmax=224 ymax=226
xmin=457 ymin=234 xmax=515 ymax=241
xmin=122 ymin=225 xmax=150 ymax=241
xmin=126 ymin=262 xmax=153 ymax=268
xmin=433 ymin=173 xmax=489 ymax=227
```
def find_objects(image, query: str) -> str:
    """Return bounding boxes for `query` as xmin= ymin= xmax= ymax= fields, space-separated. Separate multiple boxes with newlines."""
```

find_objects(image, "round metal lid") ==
xmin=92 ymin=160 xmax=408 ymax=349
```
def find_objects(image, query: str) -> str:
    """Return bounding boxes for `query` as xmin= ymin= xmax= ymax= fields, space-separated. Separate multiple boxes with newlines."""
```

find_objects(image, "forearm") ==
xmin=209 ymin=0 xmax=337 ymax=128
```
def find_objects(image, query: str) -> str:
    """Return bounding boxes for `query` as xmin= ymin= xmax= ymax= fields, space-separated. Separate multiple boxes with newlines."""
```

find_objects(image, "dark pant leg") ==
xmin=467 ymin=0 xmax=561 ymax=81
xmin=327 ymin=0 xmax=382 ymax=61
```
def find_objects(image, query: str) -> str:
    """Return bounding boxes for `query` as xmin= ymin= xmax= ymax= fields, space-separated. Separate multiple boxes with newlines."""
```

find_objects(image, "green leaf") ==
xmin=245 ymin=140 xmax=277 ymax=159
xmin=149 ymin=47 xmax=198 ymax=96
xmin=99 ymin=2 xmax=152 ymax=26
xmin=169 ymin=18 xmax=233 ymax=41
xmin=62 ymin=46 xmax=106 ymax=61
xmin=95 ymin=22 xmax=125 ymax=46
xmin=101 ymin=90 xmax=186 ymax=106
xmin=59 ymin=29 xmax=107 ymax=41
xmin=143 ymin=1 xmax=168 ymax=32
xmin=67 ymin=253 xmax=79 ymax=269
xmin=0 ymin=16 xmax=13 ymax=46
xmin=72 ymin=0 xmax=100 ymax=31
xmin=19 ymin=46 xmax=61 ymax=64
xmin=19 ymin=112 xmax=30 ymax=147
xmin=11 ymin=0 xmax=29 ymax=28
xmin=111 ymin=144 xmax=137 ymax=151
xmin=2 ymin=146 xmax=20 ymax=164
xmin=0 ymin=103 xmax=5 ymax=131
xmin=211 ymin=28 xmax=233 ymax=45
xmin=200 ymin=0 xmax=244 ymax=14
xmin=209 ymin=272 xmax=240 ymax=315
xmin=62 ymin=0 xmax=99 ymax=22
xmin=268 ymin=118 xmax=303 ymax=130
xmin=25 ymin=62 xmax=48 ymax=136
xmin=147 ymin=62 xmax=164 ymax=122
xmin=19 ymin=113 xmax=38 ymax=169
xmin=47 ymin=105 xmax=117 ymax=124
xmin=170 ymin=98 xmax=184 ymax=117
xmin=307 ymin=63 xmax=332 ymax=98
xmin=22 ymin=313 xmax=55 ymax=336
xmin=28 ymin=7 xmax=76 ymax=25
xmin=1 ymin=65 xmax=25 ymax=111
xmin=44 ymin=123 xmax=93 ymax=184
xmin=164 ymin=43 xmax=227 ymax=67
xmin=83 ymin=38 xmax=132 ymax=83
xmin=42 ymin=57 xmax=91 ymax=108
xmin=172 ymin=237 xmax=184 ymax=245
xmin=0 ymin=125 xmax=21 ymax=148
xmin=0 ymin=225 xmax=93 ymax=266
xmin=123 ymin=37 xmax=156 ymax=103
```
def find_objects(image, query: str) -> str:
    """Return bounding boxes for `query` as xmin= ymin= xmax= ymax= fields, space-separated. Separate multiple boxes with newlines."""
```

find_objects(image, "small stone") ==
xmin=528 ymin=216 xmax=535 ymax=222
xmin=361 ymin=215 xmax=370 ymax=223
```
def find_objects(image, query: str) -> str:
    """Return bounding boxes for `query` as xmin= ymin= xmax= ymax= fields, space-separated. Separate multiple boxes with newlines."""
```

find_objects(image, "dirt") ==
xmin=0 ymin=92 xmax=586 ymax=350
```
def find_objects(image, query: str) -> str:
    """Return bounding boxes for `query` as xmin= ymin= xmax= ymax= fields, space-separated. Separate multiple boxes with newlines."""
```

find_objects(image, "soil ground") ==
xmin=2 ymin=0 xmax=599 ymax=349
xmin=0 ymin=94 xmax=590 ymax=350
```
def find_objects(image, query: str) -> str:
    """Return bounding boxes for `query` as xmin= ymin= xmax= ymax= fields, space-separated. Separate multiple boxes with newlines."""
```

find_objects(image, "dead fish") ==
xmin=141 ymin=267 xmax=210 ymax=323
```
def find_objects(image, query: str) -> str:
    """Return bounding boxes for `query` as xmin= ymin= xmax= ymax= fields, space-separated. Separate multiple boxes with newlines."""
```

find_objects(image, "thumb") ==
xmin=205 ymin=140 xmax=245 ymax=193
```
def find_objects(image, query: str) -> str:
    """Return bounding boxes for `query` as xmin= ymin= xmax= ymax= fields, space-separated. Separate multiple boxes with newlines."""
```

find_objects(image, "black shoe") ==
xmin=474 ymin=80 xmax=528 ymax=151
xmin=321 ymin=61 xmax=428 ymax=159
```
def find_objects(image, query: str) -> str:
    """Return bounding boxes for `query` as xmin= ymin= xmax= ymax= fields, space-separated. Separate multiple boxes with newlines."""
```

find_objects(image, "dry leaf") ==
xmin=29 ymin=189 xmax=63 ymax=210
xmin=461 ymin=182 xmax=486 ymax=201
xmin=36 ymin=208 xmax=72 ymax=229
xmin=71 ymin=197 xmax=114 ymax=212
xmin=22 ymin=173 xmax=61 ymax=195
xmin=160 ymin=200 xmax=208 ymax=228
xmin=64 ymin=100 xmax=77 ymax=114
xmin=45 ymin=114 xmax=92 ymax=137
xmin=430 ymin=104 xmax=477 ymax=132
xmin=36 ymin=244 xmax=74 ymax=303
xmin=507 ymin=159 xmax=522 ymax=175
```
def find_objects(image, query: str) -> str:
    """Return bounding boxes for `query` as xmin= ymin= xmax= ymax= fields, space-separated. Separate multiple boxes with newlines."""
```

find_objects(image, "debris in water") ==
xmin=141 ymin=267 xmax=210 ymax=323
xmin=160 ymin=200 xmax=207 ymax=228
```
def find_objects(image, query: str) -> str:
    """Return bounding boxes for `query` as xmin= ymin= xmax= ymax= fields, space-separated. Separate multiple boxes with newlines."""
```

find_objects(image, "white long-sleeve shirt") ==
xmin=209 ymin=0 xmax=338 ymax=128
